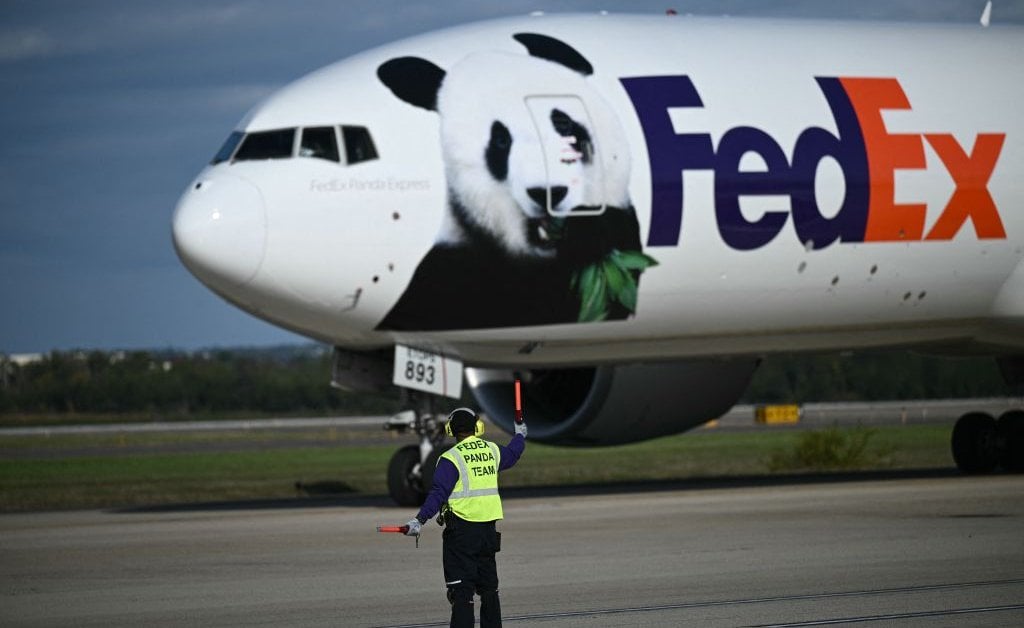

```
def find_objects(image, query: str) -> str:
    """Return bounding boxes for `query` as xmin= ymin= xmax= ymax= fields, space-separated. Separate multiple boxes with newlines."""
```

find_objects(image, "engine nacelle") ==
xmin=466 ymin=359 xmax=759 ymax=445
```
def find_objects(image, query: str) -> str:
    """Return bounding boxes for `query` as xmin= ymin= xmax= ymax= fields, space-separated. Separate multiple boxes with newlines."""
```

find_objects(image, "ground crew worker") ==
xmin=405 ymin=407 xmax=527 ymax=628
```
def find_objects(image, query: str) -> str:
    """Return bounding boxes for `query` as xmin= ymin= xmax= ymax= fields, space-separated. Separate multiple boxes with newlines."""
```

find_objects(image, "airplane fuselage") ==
xmin=172 ymin=14 xmax=1024 ymax=368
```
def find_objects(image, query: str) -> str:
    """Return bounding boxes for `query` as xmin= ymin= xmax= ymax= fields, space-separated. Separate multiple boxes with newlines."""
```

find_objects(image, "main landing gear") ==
xmin=384 ymin=391 xmax=449 ymax=506
xmin=951 ymin=410 xmax=1024 ymax=474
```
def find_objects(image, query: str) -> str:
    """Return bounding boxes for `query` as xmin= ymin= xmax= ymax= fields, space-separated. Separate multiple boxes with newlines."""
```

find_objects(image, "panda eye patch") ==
xmin=485 ymin=121 xmax=512 ymax=181
xmin=550 ymin=108 xmax=593 ymax=163
xmin=490 ymin=121 xmax=511 ymax=149
xmin=551 ymin=109 xmax=574 ymax=136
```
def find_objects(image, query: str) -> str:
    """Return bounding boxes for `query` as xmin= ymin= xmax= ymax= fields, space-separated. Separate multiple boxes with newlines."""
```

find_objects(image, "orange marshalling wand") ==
xmin=514 ymin=379 xmax=523 ymax=424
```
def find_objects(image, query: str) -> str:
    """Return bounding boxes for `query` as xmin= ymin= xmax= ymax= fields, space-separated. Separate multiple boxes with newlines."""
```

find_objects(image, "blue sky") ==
xmin=1 ymin=0 xmax=1021 ymax=354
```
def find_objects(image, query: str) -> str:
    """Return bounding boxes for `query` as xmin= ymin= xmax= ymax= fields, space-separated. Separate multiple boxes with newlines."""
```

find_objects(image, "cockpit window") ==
xmin=300 ymin=127 xmax=340 ymax=162
xmin=211 ymin=131 xmax=244 ymax=165
xmin=342 ymin=126 xmax=378 ymax=164
xmin=213 ymin=126 xmax=377 ymax=166
xmin=233 ymin=128 xmax=296 ymax=161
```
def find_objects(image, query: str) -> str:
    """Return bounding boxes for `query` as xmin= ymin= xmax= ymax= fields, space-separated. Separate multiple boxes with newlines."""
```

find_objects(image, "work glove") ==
xmin=515 ymin=420 xmax=528 ymax=439
xmin=404 ymin=518 xmax=422 ymax=537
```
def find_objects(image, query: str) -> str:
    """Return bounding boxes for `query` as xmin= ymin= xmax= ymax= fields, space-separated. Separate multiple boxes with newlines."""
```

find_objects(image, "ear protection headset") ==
xmin=444 ymin=407 xmax=485 ymax=437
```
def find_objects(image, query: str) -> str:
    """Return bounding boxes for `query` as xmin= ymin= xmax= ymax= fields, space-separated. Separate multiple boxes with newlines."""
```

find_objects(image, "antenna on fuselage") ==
xmin=980 ymin=1 xmax=992 ymax=27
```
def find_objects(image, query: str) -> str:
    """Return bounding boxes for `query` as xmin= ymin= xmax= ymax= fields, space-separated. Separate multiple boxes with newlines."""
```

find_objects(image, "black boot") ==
xmin=448 ymin=585 xmax=475 ymax=628
xmin=479 ymin=589 xmax=502 ymax=627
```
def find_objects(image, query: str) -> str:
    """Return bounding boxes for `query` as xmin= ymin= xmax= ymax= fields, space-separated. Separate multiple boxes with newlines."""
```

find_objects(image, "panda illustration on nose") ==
xmin=376 ymin=33 xmax=656 ymax=331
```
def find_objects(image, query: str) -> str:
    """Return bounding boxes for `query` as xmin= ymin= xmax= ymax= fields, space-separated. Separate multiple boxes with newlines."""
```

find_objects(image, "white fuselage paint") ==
xmin=172 ymin=14 xmax=1024 ymax=367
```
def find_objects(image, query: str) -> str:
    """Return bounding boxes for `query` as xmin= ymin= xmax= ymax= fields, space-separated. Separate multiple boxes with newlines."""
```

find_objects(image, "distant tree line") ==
xmin=742 ymin=352 xmax=1014 ymax=403
xmin=0 ymin=345 xmax=1015 ymax=422
xmin=0 ymin=346 xmax=403 ymax=421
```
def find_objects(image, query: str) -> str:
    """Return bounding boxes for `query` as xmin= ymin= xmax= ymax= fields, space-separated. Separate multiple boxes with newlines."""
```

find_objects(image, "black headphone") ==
xmin=444 ymin=407 xmax=485 ymax=437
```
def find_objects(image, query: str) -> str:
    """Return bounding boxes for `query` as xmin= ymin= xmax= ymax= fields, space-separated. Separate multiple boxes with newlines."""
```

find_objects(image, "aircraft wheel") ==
xmin=387 ymin=445 xmax=426 ymax=507
xmin=997 ymin=410 xmax=1024 ymax=473
xmin=951 ymin=412 xmax=998 ymax=474
xmin=420 ymin=449 xmax=442 ymax=494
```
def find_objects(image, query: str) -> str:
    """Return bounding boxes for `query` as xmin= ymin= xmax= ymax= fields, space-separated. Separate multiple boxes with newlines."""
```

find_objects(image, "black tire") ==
xmin=387 ymin=445 xmax=425 ymax=507
xmin=951 ymin=412 xmax=998 ymax=474
xmin=997 ymin=410 xmax=1024 ymax=473
xmin=420 ymin=449 xmax=442 ymax=494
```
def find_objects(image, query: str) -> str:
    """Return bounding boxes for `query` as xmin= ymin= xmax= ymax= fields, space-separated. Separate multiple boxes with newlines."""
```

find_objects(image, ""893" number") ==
xmin=392 ymin=344 xmax=463 ymax=399
xmin=404 ymin=360 xmax=435 ymax=386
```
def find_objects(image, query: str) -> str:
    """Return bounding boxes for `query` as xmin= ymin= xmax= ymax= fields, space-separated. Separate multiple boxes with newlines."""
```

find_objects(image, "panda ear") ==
xmin=377 ymin=57 xmax=446 ymax=111
xmin=513 ymin=33 xmax=594 ymax=76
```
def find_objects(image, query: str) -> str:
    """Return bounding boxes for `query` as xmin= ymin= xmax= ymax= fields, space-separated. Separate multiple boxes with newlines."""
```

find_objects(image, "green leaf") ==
xmin=617 ymin=276 xmax=638 ymax=312
xmin=602 ymin=258 xmax=628 ymax=301
xmin=547 ymin=217 xmax=567 ymax=241
xmin=613 ymin=249 xmax=659 ymax=271
xmin=574 ymin=249 xmax=656 ymax=322
xmin=608 ymin=250 xmax=631 ymax=276
xmin=578 ymin=263 xmax=598 ymax=300
xmin=577 ymin=263 xmax=608 ymax=322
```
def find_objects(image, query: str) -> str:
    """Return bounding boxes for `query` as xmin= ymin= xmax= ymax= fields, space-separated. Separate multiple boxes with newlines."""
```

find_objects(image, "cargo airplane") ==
xmin=172 ymin=11 xmax=1023 ymax=504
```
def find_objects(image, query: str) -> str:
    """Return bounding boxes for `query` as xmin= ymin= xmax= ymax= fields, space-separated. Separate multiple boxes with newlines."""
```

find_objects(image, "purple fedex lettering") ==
xmin=714 ymin=126 xmax=790 ymax=250
xmin=790 ymin=78 xmax=870 ymax=249
xmin=621 ymin=76 xmax=870 ymax=249
xmin=618 ymin=76 xmax=713 ymax=247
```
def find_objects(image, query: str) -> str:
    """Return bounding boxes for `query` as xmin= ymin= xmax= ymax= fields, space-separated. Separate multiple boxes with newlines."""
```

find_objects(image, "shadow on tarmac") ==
xmin=111 ymin=467 xmax=961 ymax=515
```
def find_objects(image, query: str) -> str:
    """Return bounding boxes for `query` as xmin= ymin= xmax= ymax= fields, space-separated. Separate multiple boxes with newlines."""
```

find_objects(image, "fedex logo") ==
xmin=621 ymin=75 xmax=1006 ymax=250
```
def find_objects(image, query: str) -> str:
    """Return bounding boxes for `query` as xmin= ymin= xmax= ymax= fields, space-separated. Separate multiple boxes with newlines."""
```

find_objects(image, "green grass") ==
xmin=0 ymin=446 xmax=394 ymax=512
xmin=508 ymin=425 xmax=952 ymax=487
xmin=0 ymin=425 xmax=955 ymax=512
xmin=767 ymin=427 xmax=880 ymax=472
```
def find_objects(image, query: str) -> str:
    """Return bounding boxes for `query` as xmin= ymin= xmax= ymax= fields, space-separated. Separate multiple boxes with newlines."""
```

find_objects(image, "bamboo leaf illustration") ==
xmin=613 ymin=249 xmax=659 ymax=271
xmin=618 ymin=276 xmax=638 ymax=312
xmin=578 ymin=263 xmax=598 ymax=299
xmin=603 ymin=258 xmax=628 ymax=301
xmin=577 ymin=263 xmax=608 ymax=322
xmin=574 ymin=250 xmax=657 ymax=322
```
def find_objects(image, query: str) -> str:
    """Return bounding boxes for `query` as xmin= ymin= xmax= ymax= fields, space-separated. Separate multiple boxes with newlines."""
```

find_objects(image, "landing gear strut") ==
xmin=951 ymin=410 xmax=1024 ymax=474
xmin=384 ymin=391 xmax=449 ymax=506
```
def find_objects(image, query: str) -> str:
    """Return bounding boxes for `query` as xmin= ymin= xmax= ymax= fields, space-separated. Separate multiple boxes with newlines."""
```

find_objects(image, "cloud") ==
xmin=140 ymin=3 xmax=251 ymax=30
xmin=0 ymin=2 xmax=257 ymax=64
xmin=0 ymin=29 xmax=56 ymax=61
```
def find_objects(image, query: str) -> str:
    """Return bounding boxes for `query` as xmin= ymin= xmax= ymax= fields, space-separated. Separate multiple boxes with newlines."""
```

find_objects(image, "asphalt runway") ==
xmin=2 ymin=475 xmax=1023 ymax=627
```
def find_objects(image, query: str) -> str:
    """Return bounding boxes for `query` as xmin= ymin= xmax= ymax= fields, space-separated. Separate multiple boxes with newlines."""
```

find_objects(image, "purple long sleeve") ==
xmin=498 ymin=433 xmax=525 ymax=471
xmin=415 ymin=434 xmax=526 ymax=523
xmin=416 ymin=457 xmax=458 ymax=523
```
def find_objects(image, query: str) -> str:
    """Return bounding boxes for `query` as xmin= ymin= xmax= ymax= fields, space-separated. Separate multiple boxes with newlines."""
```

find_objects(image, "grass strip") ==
xmin=0 ymin=425 xmax=954 ymax=513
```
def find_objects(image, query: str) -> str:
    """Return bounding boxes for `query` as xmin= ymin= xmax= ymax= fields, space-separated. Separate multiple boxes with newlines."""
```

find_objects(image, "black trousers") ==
xmin=442 ymin=517 xmax=502 ymax=628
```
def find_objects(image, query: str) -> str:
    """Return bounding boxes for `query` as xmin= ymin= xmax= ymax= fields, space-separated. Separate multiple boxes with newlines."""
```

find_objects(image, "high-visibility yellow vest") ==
xmin=440 ymin=436 xmax=503 ymax=522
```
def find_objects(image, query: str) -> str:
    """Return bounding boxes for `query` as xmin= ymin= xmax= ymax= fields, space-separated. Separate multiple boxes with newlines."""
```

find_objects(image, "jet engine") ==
xmin=466 ymin=359 xmax=760 ymax=445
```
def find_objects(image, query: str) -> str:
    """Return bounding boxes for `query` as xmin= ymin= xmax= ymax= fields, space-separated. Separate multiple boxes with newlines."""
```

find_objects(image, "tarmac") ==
xmin=2 ymin=474 xmax=1023 ymax=627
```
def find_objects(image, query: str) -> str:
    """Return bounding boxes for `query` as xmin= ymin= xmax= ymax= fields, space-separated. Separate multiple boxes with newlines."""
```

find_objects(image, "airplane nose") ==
xmin=172 ymin=174 xmax=267 ymax=289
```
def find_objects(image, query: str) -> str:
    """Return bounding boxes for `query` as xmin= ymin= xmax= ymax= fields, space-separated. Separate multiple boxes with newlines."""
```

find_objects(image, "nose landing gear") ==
xmin=384 ymin=392 xmax=449 ymax=506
